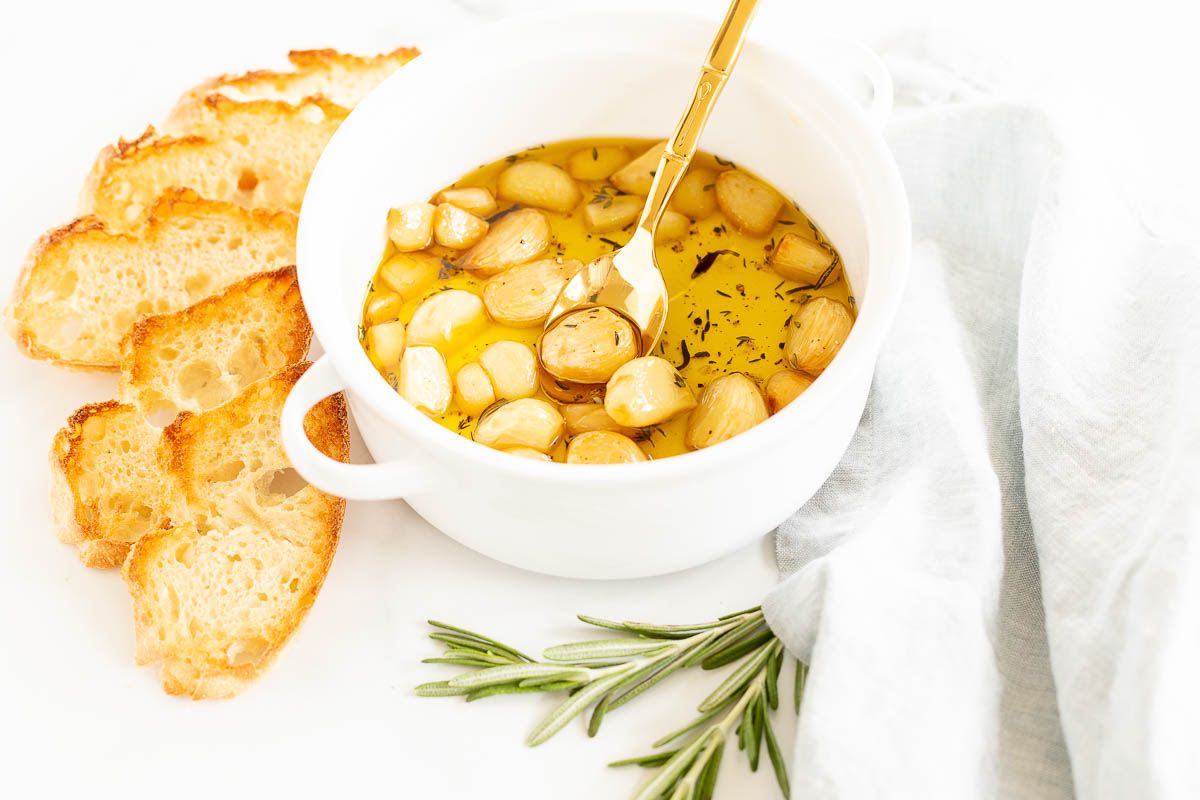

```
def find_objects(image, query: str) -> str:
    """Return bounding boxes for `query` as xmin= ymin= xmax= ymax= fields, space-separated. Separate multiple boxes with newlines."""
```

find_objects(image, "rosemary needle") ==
xmin=415 ymin=607 xmax=808 ymax=799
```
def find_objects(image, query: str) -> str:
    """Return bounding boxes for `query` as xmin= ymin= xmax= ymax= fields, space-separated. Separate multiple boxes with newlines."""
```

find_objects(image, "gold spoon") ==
xmin=540 ymin=0 xmax=760 ymax=377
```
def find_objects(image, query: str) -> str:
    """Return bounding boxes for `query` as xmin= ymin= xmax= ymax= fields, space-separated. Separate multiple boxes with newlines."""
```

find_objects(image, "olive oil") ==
xmin=361 ymin=138 xmax=854 ymax=460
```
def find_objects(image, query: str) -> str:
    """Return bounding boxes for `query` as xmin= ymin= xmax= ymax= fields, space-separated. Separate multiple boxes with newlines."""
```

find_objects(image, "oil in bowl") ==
xmin=360 ymin=138 xmax=855 ymax=463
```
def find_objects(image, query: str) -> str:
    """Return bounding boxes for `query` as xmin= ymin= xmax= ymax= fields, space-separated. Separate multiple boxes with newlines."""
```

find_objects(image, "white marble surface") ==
xmin=0 ymin=0 xmax=1193 ymax=796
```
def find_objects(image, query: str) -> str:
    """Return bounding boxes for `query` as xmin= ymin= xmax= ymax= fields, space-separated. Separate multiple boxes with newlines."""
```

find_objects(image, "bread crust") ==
xmin=123 ymin=521 xmax=335 ymax=700
xmin=7 ymin=189 xmax=297 ymax=369
xmin=119 ymin=264 xmax=306 ymax=360
xmin=49 ymin=400 xmax=173 ymax=569
xmin=6 ymin=218 xmax=122 ymax=371
xmin=82 ymin=96 xmax=345 ymax=229
xmin=159 ymin=362 xmax=349 ymax=540
xmin=124 ymin=362 xmax=348 ymax=699
xmin=286 ymin=46 xmax=420 ymax=70
xmin=79 ymin=127 xmax=206 ymax=218
xmin=186 ymin=93 xmax=349 ymax=132
xmin=77 ymin=540 xmax=137 ymax=570
xmin=117 ymin=264 xmax=311 ymax=411
xmin=167 ymin=46 xmax=419 ymax=131
xmin=146 ymin=186 xmax=297 ymax=226
xmin=50 ymin=401 xmax=124 ymax=544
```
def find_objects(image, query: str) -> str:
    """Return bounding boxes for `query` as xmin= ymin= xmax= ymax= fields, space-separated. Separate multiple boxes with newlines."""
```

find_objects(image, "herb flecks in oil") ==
xmin=691 ymin=249 xmax=738 ymax=279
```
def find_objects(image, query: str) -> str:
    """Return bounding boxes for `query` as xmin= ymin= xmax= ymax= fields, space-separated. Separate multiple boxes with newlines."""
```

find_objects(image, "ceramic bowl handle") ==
xmin=813 ymin=38 xmax=894 ymax=129
xmin=849 ymin=42 xmax=893 ymax=129
xmin=281 ymin=356 xmax=431 ymax=501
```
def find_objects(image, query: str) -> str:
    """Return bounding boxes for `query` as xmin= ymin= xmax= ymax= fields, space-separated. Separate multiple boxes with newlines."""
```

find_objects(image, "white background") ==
xmin=1 ymin=0 xmax=1194 ymax=797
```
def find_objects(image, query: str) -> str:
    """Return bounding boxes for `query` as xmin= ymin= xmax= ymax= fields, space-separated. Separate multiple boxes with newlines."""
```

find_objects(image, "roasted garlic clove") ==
xmin=671 ymin=167 xmax=718 ymax=220
xmin=715 ymin=169 xmax=783 ymax=236
xmin=460 ymin=208 xmax=551 ymax=276
xmin=473 ymin=398 xmax=564 ymax=453
xmin=610 ymin=141 xmax=667 ymax=195
xmin=497 ymin=161 xmax=582 ymax=214
xmin=567 ymin=145 xmax=632 ymax=181
xmin=583 ymin=195 xmax=642 ymax=233
xmin=656 ymin=210 xmax=690 ymax=242
xmin=769 ymin=233 xmax=841 ymax=287
xmin=479 ymin=340 xmax=537 ymax=400
xmin=365 ymin=319 xmax=406 ymax=369
xmin=784 ymin=297 xmax=853 ymax=374
xmin=685 ymin=373 xmax=769 ymax=450
xmin=386 ymin=202 xmax=436 ymax=252
xmin=397 ymin=345 xmax=451 ymax=416
xmin=482 ymin=258 xmax=579 ymax=328
xmin=560 ymin=403 xmax=635 ymax=436
xmin=604 ymin=356 xmax=697 ymax=427
xmin=539 ymin=306 xmax=638 ymax=383
xmin=406 ymin=289 xmax=486 ymax=352
xmin=433 ymin=202 xmax=489 ymax=250
xmin=538 ymin=368 xmax=605 ymax=404
xmin=434 ymin=186 xmax=498 ymax=217
xmin=365 ymin=291 xmax=405 ymax=325
xmin=566 ymin=431 xmax=647 ymax=464
xmin=504 ymin=447 xmax=552 ymax=462
xmin=378 ymin=251 xmax=440 ymax=299
xmin=454 ymin=362 xmax=496 ymax=417
xmin=764 ymin=369 xmax=814 ymax=414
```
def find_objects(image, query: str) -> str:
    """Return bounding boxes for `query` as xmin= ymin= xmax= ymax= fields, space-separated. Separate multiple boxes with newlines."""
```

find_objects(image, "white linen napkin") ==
xmin=763 ymin=41 xmax=1200 ymax=799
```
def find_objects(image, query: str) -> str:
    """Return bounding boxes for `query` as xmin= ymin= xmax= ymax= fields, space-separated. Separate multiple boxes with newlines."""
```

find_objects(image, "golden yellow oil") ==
xmin=360 ymin=138 xmax=855 ymax=460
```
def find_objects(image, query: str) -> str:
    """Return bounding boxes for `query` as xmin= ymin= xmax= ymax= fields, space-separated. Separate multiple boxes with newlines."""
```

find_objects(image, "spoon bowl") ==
xmin=543 ymin=230 xmax=667 ymax=358
xmin=538 ymin=0 xmax=760 ymax=378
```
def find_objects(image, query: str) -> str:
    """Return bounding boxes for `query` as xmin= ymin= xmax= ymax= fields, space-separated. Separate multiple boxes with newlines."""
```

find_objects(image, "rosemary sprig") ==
xmin=416 ymin=607 xmax=807 ymax=798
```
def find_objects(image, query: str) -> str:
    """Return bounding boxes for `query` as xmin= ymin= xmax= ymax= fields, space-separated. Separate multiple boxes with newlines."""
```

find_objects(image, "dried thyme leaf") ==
xmin=691 ymin=249 xmax=738 ymax=279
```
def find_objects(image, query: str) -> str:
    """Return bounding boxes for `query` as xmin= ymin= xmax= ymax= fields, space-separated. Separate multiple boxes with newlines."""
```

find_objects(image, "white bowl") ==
xmin=282 ymin=8 xmax=911 ymax=579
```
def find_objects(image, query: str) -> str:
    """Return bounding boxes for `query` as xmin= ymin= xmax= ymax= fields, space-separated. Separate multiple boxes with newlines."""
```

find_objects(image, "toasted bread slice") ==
xmin=7 ymin=189 xmax=296 ymax=369
xmin=160 ymin=362 xmax=348 ymax=542
xmin=118 ymin=266 xmax=310 ymax=417
xmin=169 ymin=46 xmax=418 ymax=128
xmin=124 ymin=521 xmax=334 ymax=699
xmin=82 ymin=96 xmax=346 ymax=229
xmin=51 ymin=270 xmax=313 ymax=566
xmin=50 ymin=402 xmax=178 ymax=568
xmin=126 ymin=362 xmax=348 ymax=698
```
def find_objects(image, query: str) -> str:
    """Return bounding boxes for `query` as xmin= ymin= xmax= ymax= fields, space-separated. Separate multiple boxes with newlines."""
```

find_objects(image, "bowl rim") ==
xmin=295 ymin=6 xmax=912 ymax=488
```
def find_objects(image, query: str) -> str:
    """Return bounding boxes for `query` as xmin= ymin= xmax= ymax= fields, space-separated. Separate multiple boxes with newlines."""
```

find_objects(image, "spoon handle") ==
xmin=636 ymin=0 xmax=760 ymax=236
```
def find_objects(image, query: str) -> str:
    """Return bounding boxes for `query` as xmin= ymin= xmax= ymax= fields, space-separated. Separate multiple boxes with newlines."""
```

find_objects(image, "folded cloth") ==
xmin=763 ymin=41 xmax=1200 ymax=799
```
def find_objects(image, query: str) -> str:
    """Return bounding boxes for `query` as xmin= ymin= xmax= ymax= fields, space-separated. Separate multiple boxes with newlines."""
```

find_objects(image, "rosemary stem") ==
xmin=679 ymin=728 xmax=725 ymax=790
xmin=595 ymin=622 xmax=729 ymax=678
xmin=718 ymin=671 xmax=768 ymax=738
